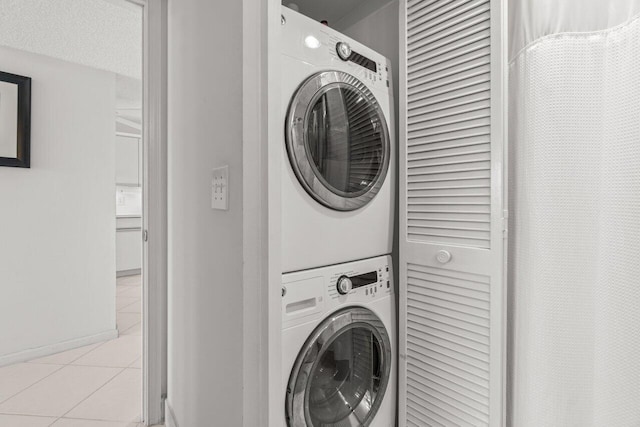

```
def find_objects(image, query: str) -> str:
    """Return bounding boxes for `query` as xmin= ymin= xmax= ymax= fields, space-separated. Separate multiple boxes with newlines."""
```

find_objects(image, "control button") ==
xmin=387 ymin=281 xmax=390 ymax=289
xmin=336 ymin=42 xmax=352 ymax=61
xmin=365 ymin=289 xmax=369 ymax=295
xmin=336 ymin=275 xmax=353 ymax=295
xmin=386 ymin=267 xmax=389 ymax=272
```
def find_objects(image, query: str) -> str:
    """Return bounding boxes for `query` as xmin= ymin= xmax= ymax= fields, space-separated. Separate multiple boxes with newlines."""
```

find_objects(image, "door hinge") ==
xmin=143 ymin=230 xmax=149 ymax=242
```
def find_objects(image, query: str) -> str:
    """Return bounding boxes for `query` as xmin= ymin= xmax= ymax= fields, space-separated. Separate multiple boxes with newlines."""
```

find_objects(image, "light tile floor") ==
xmin=0 ymin=276 xmax=154 ymax=427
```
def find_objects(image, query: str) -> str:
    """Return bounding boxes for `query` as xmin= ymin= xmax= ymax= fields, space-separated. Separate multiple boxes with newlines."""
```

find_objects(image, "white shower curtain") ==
xmin=508 ymin=1 xmax=640 ymax=426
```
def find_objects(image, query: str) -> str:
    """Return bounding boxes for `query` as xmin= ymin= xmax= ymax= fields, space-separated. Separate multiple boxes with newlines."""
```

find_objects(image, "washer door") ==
xmin=286 ymin=71 xmax=390 ymax=211
xmin=286 ymin=307 xmax=392 ymax=427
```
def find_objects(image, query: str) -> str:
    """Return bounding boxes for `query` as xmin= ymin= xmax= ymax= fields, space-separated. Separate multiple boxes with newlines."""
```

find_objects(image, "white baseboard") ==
xmin=0 ymin=329 xmax=119 ymax=368
xmin=117 ymin=268 xmax=142 ymax=277
xmin=165 ymin=399 xmax=179 ymax=427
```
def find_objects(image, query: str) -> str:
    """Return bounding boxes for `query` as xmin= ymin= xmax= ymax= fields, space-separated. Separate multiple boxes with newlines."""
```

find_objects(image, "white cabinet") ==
xmin=115 ymin=133 xmax=142 ymax=275
xmin=115 ymin=135 xmax=141 ymax=185
xmin=116 ymin=216 xmax=142 ymax=274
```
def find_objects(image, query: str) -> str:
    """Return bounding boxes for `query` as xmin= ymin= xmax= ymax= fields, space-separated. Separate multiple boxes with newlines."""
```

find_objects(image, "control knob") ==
xmin=336 ymin=275 xmax=353 ymax=295
xmin=336 ymin=42 xmax=352 ymax=61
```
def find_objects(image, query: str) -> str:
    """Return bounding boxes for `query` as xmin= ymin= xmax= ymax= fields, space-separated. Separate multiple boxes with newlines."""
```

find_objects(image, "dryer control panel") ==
xmin=281 ymin=6 xmax=392 ymax=94
xmin=327 ymin=35 xmax=388 ymax=88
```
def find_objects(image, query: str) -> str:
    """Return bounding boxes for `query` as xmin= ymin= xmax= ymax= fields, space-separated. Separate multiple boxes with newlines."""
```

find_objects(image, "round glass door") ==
xmin=286 ymin=71 xmax=390 ymax=211
xmin=286 ymin=307 xmax=392 ymax=427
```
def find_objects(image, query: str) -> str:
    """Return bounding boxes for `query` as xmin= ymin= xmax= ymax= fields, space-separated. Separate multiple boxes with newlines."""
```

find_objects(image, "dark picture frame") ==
xmin=0 ymin=71 xmax=31 ymax=168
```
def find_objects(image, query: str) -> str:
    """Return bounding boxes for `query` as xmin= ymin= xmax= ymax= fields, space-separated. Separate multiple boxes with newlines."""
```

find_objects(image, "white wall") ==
xmin=167 ymin=0 xmax=244 ymax=425
xmin=0 ymin=46 xmax=116 ymax=361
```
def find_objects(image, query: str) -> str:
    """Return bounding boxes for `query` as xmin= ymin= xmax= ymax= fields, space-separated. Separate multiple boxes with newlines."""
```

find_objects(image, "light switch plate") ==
xmin=211 ymin=165 xmax=229 ymax=210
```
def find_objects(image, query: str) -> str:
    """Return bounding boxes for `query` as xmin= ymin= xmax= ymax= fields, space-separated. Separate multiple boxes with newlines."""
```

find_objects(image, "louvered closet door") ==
xmin=398 ymin=0 xmax=507 ymax=426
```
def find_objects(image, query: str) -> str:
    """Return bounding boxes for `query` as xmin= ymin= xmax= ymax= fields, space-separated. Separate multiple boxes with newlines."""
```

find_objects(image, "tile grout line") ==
xmin=66 ymin=341 xmax=109 ymax=364
xmin=4 ymin=279 xmax=141 ymax=426
xmin=0 ymin=365 xmax=128 ymax=422
xmin=66 ymin=341 xmax=110 ymax=365
xmin=28 ymin=333 xmax=115 ymax=367
xmin=57 ymin=367 xmax=127 ymax=422
xmin=1 ymin=349 xmax=136 ymax=422
xmin=117 ymin=300 xmax=142 ymax=310
xmin=117 ymin=303 xmax=142 ymax=309
xmin=60 ymin=367 xmax=143 ymax=425
xmin=120 ymin=322 xmax=142 ymax=336
xmin=49 ymin=416 xmax=144 ymax=427
xmin=44 ymin=346 xmax=138 ymax=427
xmin=0 ymin=364 xmax=66 ymax=407
xmin=0 ymin=413 xmax=58 ymax=424
xmin=59 ymin=363 xmax=142 ymax=369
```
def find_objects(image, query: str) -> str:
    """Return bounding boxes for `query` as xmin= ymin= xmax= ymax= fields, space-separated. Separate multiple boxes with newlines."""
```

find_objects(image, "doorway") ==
xmin=0 ymin=0 xmax=165 ymax=425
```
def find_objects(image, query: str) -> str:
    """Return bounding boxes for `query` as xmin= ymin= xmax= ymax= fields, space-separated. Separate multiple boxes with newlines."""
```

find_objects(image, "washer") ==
xmin=281 ymin=255 xmax=396 ymax=427
xmin=281 ymin=7 xmax=395 ymax=273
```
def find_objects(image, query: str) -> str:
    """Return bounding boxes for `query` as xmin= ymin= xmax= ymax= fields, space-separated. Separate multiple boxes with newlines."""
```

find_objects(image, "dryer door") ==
xmin=286 ymin=307 xmax=392 ymax=427
xmin=286 ymin=71 xmax=390 ymax=211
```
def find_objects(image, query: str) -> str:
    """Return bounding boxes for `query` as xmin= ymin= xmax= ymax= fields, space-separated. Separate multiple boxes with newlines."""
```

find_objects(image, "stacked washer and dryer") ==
xmin=280 ymin=7 xmax=396 ymax=427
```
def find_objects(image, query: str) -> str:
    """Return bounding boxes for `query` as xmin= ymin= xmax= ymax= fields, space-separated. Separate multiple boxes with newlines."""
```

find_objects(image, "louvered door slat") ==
xmin=409 ymin=101 xmax=491 ymax=129
xmin=408 ymin=0 xmax=487 ymax=36
xmin=407 ymin=0 xmax=439 ymax=13
xmin=409 ymin=59 xmax=491 ymax=96
xmin=400 ymin=0 xmax=506 ymax=425
xmin=408 ymin=8 xmax=490 ymax=54
xmin=407 ymin=364 xmax=489 ymax=406
xmin=409 ymin=52 xmax=491 ymax=93
xmin=408 ymin=84 xmax=490 ymax=115
xmin=409 ymin=20 xmax=491 ymax=64
xmin=409 ymin=39 xmax=491 ymax=79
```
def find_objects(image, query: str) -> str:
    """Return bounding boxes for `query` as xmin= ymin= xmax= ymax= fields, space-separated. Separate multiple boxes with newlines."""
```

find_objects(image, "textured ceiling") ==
xmin=0 ymin=0 xmax=142 ymax=78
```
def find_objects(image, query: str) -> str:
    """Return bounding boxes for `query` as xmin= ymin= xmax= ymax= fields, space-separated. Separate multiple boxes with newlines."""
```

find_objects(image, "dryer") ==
xmin=281 ymin=7 xmax=395 ymax=273
xmin=281 ymin=255 xmax=396 ymax=427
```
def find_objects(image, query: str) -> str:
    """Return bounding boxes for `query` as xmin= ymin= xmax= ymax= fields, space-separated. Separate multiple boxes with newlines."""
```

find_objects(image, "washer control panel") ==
xmin=281 ymin=255 xmax=393 ymax=327
xmin=328 ymin=257 xmax=392 ymax=300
